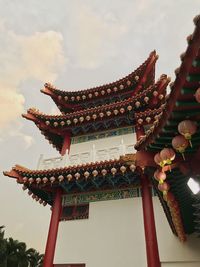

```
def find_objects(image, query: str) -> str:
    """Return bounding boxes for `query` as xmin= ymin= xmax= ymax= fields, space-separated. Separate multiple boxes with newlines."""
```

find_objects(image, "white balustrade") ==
xmin=37 ymin=138 xmax=136 ymax=170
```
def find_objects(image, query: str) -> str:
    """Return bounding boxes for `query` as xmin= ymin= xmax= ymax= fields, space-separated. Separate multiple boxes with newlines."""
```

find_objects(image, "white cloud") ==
xmin=0 ymin=22 xmax=65 ymax=133
xmin=67 ymin=3 xmax=128 ymax=69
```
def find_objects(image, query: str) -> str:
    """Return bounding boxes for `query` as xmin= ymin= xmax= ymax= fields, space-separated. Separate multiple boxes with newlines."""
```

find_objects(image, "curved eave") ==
xmin=41 ymin=51 xmax=157 ymax=111
xmin=135 ymin=15 xmax=200 ymax=150
xmin=26 ymin=75 xmax=169 ymax=125
xmin=4 ymin=159 xmax=140 ymax=203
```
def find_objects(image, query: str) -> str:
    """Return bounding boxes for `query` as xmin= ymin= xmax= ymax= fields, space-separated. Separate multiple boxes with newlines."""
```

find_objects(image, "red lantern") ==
xmin=178 ymin=120 xmax=197 ymax=147
xmin=154 ymin=152 xmax=163 ymax=167
xmin=195 ymin=88 xmax=200 ymax=103
xmin=160 ymin=148 xmax=176 ymax=165
xmin=172 ymin=135 xmax=189 ymax=160
xmin=158 ymin=182 xmax=170 ymax=192
xmin=154 ymin=169 xmax=167 ymax=183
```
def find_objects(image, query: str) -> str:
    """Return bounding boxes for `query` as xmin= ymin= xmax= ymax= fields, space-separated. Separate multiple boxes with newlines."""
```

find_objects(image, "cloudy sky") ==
xmin=0 ymin=0 xmax=199 ymax=252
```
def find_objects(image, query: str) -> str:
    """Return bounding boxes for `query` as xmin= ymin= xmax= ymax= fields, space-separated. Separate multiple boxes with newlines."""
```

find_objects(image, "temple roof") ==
xmin=4 ymin=159 xmax=140 ymax=207
xmin=41 ymin=51 xmax=157 ymax=113
xmin=23 ymin=75 xmax=169 ymax=153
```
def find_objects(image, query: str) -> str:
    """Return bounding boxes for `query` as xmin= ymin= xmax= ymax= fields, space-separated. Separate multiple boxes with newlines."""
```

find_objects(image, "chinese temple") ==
xmin=4 ymin=15 xmax=200 ymax=267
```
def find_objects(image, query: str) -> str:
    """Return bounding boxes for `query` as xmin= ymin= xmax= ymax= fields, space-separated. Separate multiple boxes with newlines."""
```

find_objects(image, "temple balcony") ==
xmin=37 ymin=130 xmax=136 ymax=170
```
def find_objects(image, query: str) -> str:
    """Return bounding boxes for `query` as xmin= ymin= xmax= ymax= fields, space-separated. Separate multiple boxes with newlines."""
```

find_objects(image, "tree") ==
xmin=0 ymin=227 xmax=44 ymax=267
xmin=0 ymin=226 xmax=7 ymax=267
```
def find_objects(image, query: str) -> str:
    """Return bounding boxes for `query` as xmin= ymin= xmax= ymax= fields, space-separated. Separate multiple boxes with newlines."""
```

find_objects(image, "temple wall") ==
xmin=54 ymin=197 xmax=200 ymax=267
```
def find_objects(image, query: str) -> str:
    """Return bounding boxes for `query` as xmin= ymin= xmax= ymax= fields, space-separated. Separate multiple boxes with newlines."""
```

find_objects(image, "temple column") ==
xmin=135 ymin=125 xmax=161 ymax=267
xmin=61 ymin=132 xmax=71 ymax=156
xmin=43 ymin=188 xmax=62 ymax=267
xmin=141 ymin=173 xmax=161 ymax=267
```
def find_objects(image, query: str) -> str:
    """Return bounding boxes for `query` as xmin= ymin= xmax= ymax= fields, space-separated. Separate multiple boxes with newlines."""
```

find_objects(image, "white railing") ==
xmin=37 ymin=142 xmax=135 ymax=170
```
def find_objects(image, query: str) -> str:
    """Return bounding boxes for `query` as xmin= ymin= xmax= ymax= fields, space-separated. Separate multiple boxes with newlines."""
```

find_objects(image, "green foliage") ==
xmin=0 ymin=226 xmax=43 ymax=267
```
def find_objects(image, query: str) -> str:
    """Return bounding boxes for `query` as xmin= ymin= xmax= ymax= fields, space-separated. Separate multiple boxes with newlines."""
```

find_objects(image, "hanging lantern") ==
xmin=23 ymin=177 xmax=28 ymax=183
xmin=135 ymin=101 xmax=140 ymax=108
xmin=82 ymin=95 xmax=86 ymax=100
xmin=130 ymin=164 xmax=136 ymax=172
xmin=71 ymin=96 xmax=75 ymax=101
xmin=86 ymin=115 xmax=91 ymax=121
xmin=73 ymin=118 xmax=78 ymax=124
xmin=88 ymin=93 xmax=93 ymax=98
xmin=172 ymin=135 xmax=189 ymax=160
xmin=64 ymin=96 xmax=68 ymax=101
xmin=107 ymin=88 xmax=111 ymax=94
xmin=92 ymin=170 xmax=98 ymax=177
xmin=79 ymin=117 xmax=84 ymax=122
xmin=160 ymin=148 xmax=176 ymax=166
xmin=53 ymin=122 xmax=58 ymax=127
xmin=119 ymin=84 xmax=124 ymax=90
xmin=28 ymin=178 xmax=34 ymax=184
xmin=154 ymin=152 xmax=163 ymax=167
xmin=67 ymin=174 xmax=72 ymax=181
xmin=92 ymin=114 xmax=97 ymax=120
xmin=158 ymin=182 xmax=170 ymax=193
xmin=120 ymin=108 xmax=125 ymax=114
xmin=84 ymin=171 xmax=90 ymax=179
xmin=42 ymin=177 xmax=48 ymax=184
xmin=106 ymin=111 xmax=111 ymax=116
xmin=111 ymin=167 xmax=117 ymax=176
xmin=154 ymin=170 xmax=166 ymax=184
xmin=127 ymin=80 xmax=131 ymax=86
xmin=50 ymin=176 xmax=56 ymax=184
xmin=75 ymin=172 xmax=80 ymax=180
xmin=195 ymin=88 xmax=200 ymax=103
xmin=36 ymin=178 xmax=41 ymax=184
xmin=99 ymin=112 xmax=104 ymax=118
xmin=58 ymin=175 xmax=64 ymax=182
xmin=120 ymin=166 xmax=126 ymax=174
xmin=101 ymin=169 xmax=107 ymax=176
xmin=178 ymin=120 xmax=197 ymax=147
xmin=94 ymin=91 xmax=99 ymax=96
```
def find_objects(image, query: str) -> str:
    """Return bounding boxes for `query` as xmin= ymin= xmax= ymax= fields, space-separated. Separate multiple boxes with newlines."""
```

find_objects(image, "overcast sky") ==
xmin=0 ymin=0 xmax=199 ymax=253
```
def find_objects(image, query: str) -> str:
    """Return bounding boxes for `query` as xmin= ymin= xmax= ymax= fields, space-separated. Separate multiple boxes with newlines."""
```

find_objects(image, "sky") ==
xmin=0 ymin=0 xmax=200 ymax=253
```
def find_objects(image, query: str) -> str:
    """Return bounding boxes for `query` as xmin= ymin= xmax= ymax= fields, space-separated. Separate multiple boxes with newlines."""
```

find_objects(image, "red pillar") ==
xmin=61 ymin=132 xmax=71 ymax=156
xmin=43 ymin=188 xmax=62 ymax=267
xmin=135 ymin=126 xmax=160 ymax=267
xmin=141 ymin=173 xmax=161 ymax=267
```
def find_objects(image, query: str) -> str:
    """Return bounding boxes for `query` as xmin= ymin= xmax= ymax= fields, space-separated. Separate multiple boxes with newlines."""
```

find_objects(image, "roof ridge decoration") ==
xmin=135 ymin=15 xmax=200 ymax=150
